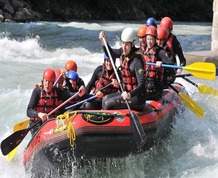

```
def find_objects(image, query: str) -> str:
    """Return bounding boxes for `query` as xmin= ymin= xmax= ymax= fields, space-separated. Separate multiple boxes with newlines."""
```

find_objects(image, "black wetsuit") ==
xmin=102 ymin=45 xmax=146 ymax=111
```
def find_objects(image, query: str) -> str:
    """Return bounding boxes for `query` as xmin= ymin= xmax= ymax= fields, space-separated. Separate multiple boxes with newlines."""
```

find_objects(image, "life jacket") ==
xmin=166 ymin=33 xmax=174 ymax=57
xmin=119 ymin=52 xmax=139 ymax=92
xmin=144 ymin=45 xmax=164 ymax=82
xmin=34 ymin=83 xmax=62 ymax=118
xmin=92 ymin=64 xmax=118 ymax=96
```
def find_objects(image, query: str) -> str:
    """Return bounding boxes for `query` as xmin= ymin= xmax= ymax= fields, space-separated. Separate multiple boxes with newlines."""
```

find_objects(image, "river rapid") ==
xmin=0 ymin=21 xmax=217 ymax=178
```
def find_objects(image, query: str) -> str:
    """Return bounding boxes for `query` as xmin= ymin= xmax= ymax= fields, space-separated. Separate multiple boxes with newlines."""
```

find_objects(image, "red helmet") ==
xmin=157 ymin=27 xmax=169 ymax=39
xmin=54 ymin=69 xmax=64 ymax=82
xmin=146 ymin=26 xmax=157 ymax=37
xmin=43 ymin=68 xmax=55 ymax=82
xmin=137 ymin=25 xmax=148 ymax=37
xmin=65 ymin=60 xmax=77 ymax=72
xmin=160 ymin=17 xmax=173 ymax=31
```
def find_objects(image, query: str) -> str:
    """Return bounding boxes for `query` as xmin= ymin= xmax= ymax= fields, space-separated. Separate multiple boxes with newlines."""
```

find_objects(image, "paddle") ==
xmin=7 ymin=119 xmax=30 ymax=160
xmin=11 ymin=74 xmax=66 ymax=133
xmin=1 ymin=91 xmax=80 ymax=156
xmin=13 ymin=119 xmax=30 ymax=133
xmin=165 ymin=79 xmax=204 ymax=119
xmin=53 ymin=71 xmax=63 ymax=87
xmin=6 ymin=76 xmax=65 ymax=160
xmin=65 ymin=82 xmax=113 ymax=110
xmin=146 ymin=62 xmax=216 ymax=80
xmin=177 ymin=74 xmax=218 ymax=96
xmin=103 ymin=38 xmax=147 ymax=149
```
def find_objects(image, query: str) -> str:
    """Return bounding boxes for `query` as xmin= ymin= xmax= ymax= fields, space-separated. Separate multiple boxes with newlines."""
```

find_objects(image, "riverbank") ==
xmin=185 ymin=51 xmax=218 ymax=66
xmin=0 ymin=0 xmax=213 ymax=22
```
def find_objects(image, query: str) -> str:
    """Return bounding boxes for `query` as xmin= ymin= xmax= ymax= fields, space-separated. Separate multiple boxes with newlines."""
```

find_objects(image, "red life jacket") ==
xmin=92 ymin=64 xmax=118 ymax=96
xmin=119 ymin=53 xmax=138 ymax=92
xmin=166 ymin=33 xmax=174 ymax=57
xmin=144 ymin=46 xmax=164 ymax=82
xmin=34 ymin=84 xmax=62 ymax=118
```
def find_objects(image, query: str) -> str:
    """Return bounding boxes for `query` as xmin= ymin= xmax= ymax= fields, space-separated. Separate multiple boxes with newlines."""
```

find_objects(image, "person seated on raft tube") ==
xmin=156 ymin=26 xmax=177 ymax=85
xmin=64 ymin=70 xmax=86 ymax=109
xmin=141 ymin=26 xmax=175 ymax=100
xmin=99 ymin=27 xmax=146 ymax=111
xmin=27 ymin=68 xmax=73 ymax=135
xmin=60 ymin=59 xmax=78 ymax=87
xmin=159 ymin=17 xmax=187 ymax=74
xmin=80 ymin=53 xmax=119 ymax=110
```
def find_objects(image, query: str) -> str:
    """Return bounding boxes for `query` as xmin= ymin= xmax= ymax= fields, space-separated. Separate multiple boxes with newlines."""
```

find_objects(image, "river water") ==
xmin=0 ymin=21 xmax=217 ymax=178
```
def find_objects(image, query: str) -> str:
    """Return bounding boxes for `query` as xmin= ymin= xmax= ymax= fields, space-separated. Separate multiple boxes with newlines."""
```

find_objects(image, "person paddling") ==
xmin=80 ymin=53 xmax=119 ymax=110
xmin=64 ymin=70 xmax=86 ymax=109
xmin=160 ymin=16 xmax=186 ymax=74
xmin=27 ymin=68 xmax=72 ymax=134
xmin=143 ymin=26 xmax=174 ymax=99
xmin=99 ymin=27 xmax=146 ymax=111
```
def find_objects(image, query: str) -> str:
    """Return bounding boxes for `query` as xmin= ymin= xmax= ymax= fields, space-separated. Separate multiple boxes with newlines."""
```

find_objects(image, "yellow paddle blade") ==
xmin=198 ymin=84 xmax=218 ymax=96
xmin=183 ymin=62 xmax=216 ymax=80
xmin=178 ymin=92 xmax=204 ymax=119
xmin=13 ymin=119 xmax=30 ymax=132
xmin=7 ymin=147 xmax=18 ymax=161
xmin=7 ymin=119 xmax=30 ymax=161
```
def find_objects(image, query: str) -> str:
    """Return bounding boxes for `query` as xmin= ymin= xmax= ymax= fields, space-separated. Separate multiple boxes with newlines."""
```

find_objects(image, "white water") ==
xmin=0 ymin=21 xmax=217 ymax=178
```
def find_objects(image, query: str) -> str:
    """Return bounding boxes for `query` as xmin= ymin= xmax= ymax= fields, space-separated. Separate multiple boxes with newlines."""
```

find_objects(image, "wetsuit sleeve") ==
xmin=158 ymin=50 xmax=175 ymax=65
xmin=27 ymin=87 xmax=41 ymax=118
xmin=79 ymin=78 xmax=85 ymax=87
xmin=129 ymin=57 xmax=145 ymax=97
xmin=55 ymin=88 xmax=72 ymax=114
xmin=86 ymin=65 xmax=102 ymax=94
xmin=102 ymin=44 xmax=122 ymax=59
xmin=172 ymin=35 xmax=186 ymax=66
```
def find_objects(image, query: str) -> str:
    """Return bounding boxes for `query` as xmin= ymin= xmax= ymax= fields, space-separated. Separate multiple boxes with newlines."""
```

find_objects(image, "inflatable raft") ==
xmin=23 ymin=83 xmax=186 ymax=176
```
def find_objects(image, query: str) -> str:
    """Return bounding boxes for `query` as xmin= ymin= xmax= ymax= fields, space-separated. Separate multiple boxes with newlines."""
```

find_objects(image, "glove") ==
xmin=121 ymin=91 xmax=131 ymax=100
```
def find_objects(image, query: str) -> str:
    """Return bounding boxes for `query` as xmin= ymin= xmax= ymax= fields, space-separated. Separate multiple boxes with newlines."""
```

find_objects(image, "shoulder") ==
xmin=96 ymin=65 xmax=103 ymax=72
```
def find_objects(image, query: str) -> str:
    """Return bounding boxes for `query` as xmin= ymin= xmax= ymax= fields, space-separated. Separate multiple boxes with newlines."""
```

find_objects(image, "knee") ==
xmin=102 ymin=98 xmax=113 ymax=110
xmin=80 ymin=102 xmax=94 ymax=110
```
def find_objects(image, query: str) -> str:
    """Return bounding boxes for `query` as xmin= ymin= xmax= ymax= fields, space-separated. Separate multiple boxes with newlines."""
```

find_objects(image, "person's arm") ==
xmin=158 ymin=49 xmax=175 ymax=65
xmin=27 ymin=87 xmax=41 ymax=118
xmin=172 ymin=35 xmax=186 ymax=66
xmin=99 ymin=31 xmax=122 ymax=60
xmin=86 ymin=65 xmax=102 ymax=94
xmin=102 ymin=45 xmax=122 ymax=59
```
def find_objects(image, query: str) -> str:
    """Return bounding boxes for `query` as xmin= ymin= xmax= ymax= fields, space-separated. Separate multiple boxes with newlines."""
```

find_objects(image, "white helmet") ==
xmin=121 ymin=27 xmax=136 ymax=43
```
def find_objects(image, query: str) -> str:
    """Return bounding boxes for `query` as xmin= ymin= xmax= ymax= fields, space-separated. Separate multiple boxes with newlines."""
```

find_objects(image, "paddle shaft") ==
xmin=65 ymin=82 xmax=113 ymax=110
xmin=103 ymin=38 xmax=147 ymax=149
xmin=53 ymin=72 xmax=63 ymax=87
xmin=164 ymin=79 xmax=204 ymax=119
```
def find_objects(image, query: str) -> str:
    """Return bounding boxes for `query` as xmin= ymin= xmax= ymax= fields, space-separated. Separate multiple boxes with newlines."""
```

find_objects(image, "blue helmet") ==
xmin=66 ymin=70 xmax=78 ymax=81
xmin=104 ymin=53 xmax=109 ymax=60
xmin=146 ymin=17 xmax=157 ymax=28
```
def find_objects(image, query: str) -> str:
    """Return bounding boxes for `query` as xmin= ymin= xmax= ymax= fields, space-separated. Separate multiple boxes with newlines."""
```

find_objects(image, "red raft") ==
xmin=23 ymin=83 xmax=186 ymax=175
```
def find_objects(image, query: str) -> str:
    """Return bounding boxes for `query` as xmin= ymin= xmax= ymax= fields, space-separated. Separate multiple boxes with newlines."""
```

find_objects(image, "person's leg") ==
xmin=103 ymin=92 xmax=145 ymax=111
xmin=80 ymin=98 xmax=102 ymax=110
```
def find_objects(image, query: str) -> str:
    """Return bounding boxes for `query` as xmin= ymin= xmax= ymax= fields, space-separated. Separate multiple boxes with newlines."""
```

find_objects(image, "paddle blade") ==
xmin=7 ymin=147 xmax=18 ymax=161
xmin=13 ymin=119 xmax=30 ymax=132
xmin=198 ymin=84 xmax=218 ymax=96
xmin=7 ymin=119 xmax=30 ymax=161
xmin=178 ymin=92 xmax=204 ymax=119
xmin=183 ymin=62 xmax=216 ymax=80
xmin=1 ymin=129 xmax=29 ymax=156
xmin=130 ymin=113 xmax=147 ymax=149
